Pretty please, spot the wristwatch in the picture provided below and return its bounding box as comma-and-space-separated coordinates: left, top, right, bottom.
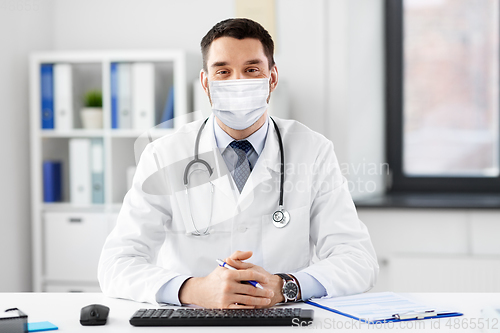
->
276, 273, 299, 303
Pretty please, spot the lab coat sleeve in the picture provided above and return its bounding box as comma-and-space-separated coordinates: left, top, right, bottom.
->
298, 140, 379, 298
98, 143, 179, 304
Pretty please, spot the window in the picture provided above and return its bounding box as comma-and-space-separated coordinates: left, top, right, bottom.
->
386, 0, 500, 192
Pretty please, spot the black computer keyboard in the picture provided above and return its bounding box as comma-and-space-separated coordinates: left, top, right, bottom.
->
130, 307, 314, 326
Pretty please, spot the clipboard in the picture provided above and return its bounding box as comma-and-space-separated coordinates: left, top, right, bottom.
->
306, 292, 463, 324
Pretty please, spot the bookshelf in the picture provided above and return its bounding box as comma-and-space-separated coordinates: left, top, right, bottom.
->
30, 50, 197, 292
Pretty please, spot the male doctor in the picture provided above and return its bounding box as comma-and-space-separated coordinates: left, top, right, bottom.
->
98, 18, 378, 309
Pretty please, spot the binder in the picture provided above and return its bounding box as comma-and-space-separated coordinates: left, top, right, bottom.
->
40, 64, 54, 129
306, 292, 463, 324
54, 63, 74, 131
43, 161, 62, 202
69, 138, 91, 205
91, 139, 104, 204
118, 63, 132, 129
132, 62, 155, 130
159, 86, 174, 128
110, 62, 118, 129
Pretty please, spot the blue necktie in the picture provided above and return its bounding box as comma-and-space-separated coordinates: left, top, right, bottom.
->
229, 140, 253, 192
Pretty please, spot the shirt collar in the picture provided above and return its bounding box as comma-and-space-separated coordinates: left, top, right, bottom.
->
213, 116, 269, 156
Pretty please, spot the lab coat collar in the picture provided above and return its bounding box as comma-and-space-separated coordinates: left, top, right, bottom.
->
238, 117, 281, 203
198, 114, 239, 201
254, 117, 281, 173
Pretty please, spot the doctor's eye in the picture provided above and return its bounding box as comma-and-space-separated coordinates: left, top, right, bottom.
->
216, 69, 230, 76
246, 67, 260, 74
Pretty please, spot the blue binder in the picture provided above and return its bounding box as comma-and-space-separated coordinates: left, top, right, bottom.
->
159, 86, 174, 128
110, 62, 119, 129
43, 161, 62, 202
40, 64, 54, 129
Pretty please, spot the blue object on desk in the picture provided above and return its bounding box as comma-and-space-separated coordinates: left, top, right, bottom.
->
27, 321, 58, 332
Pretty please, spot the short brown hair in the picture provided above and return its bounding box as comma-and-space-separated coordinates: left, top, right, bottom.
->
200, 18, 275, 72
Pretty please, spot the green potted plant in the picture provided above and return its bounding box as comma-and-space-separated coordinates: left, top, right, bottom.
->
81, 90, 103, 129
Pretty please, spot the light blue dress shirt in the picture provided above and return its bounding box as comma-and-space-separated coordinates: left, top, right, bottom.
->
156, 116, 326, 305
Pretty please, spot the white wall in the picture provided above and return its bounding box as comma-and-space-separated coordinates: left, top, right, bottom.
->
327, 0, 385, 199
360, 209, 500, 292
0, 0, 53, 291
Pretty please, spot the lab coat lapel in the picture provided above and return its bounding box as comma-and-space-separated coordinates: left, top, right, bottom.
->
198, 115, 239, 202
239, 119, 281, 205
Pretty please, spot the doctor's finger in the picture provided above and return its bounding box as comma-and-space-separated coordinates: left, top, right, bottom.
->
226, 257, 253, 269
235, 283, 274, 298
228, 250, 253, 261
233, 270, 269, 284
227, 303, 255, 309
232, 294, 271, 307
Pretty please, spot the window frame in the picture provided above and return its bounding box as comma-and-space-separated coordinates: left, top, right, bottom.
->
385, 0, 500, 193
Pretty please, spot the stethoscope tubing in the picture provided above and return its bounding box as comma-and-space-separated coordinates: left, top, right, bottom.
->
270, 117, 285, 207
184, 116, 288, 234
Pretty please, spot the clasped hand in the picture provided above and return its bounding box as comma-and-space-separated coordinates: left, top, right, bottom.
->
179, 250, 284, 308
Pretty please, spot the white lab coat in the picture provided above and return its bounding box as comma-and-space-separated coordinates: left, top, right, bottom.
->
98, 115, 379, 304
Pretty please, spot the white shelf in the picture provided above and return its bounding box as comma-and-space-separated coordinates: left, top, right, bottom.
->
41, 203, 107, 212
30, 49, 196, 292
109, 128, 175, 138
39, 129, 176, 139
40, 130, 105, 138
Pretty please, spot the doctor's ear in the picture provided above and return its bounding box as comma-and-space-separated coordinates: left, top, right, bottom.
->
200, 69, 210, 97
269, 66, 278, 93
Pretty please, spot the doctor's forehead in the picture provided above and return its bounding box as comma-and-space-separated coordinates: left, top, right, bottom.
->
206, 37, 269, 69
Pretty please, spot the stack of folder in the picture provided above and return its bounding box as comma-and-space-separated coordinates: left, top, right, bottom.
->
40, 63, 74, 130
40, 62, 175, 131
110, 62, 174, 130
69, 138, 104, 205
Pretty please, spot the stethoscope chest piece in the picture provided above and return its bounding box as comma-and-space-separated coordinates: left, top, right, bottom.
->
272, 208, 290, 228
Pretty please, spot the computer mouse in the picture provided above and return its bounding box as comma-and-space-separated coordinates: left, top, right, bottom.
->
80, 304, 110, 326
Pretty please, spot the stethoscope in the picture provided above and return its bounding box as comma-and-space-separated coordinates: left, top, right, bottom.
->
184, 117, 290, 236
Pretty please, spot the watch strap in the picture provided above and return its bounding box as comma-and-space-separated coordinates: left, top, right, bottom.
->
276, 273, 292, 282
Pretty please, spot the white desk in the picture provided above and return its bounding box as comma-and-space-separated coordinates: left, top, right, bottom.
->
1, 293, 499, 332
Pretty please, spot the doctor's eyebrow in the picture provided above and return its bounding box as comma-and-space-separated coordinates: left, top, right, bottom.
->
211, 61, 229, 68
244, 59, 263, 65
210, 59, 263, 68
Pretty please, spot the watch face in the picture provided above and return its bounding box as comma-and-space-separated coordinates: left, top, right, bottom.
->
284, 281, 298, 300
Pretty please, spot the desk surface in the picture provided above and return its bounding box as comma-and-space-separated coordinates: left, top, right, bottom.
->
1, 293, 499, 332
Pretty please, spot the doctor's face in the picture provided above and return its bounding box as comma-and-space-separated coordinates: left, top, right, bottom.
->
201, 37, 278, 94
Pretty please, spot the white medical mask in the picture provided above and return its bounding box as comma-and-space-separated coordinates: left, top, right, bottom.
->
209, 78, 270, 130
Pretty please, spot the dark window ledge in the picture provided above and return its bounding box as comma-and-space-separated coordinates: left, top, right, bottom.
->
354, 192, 500, 209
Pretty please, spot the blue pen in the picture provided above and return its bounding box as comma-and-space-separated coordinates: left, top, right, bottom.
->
216, 259, 264, 289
